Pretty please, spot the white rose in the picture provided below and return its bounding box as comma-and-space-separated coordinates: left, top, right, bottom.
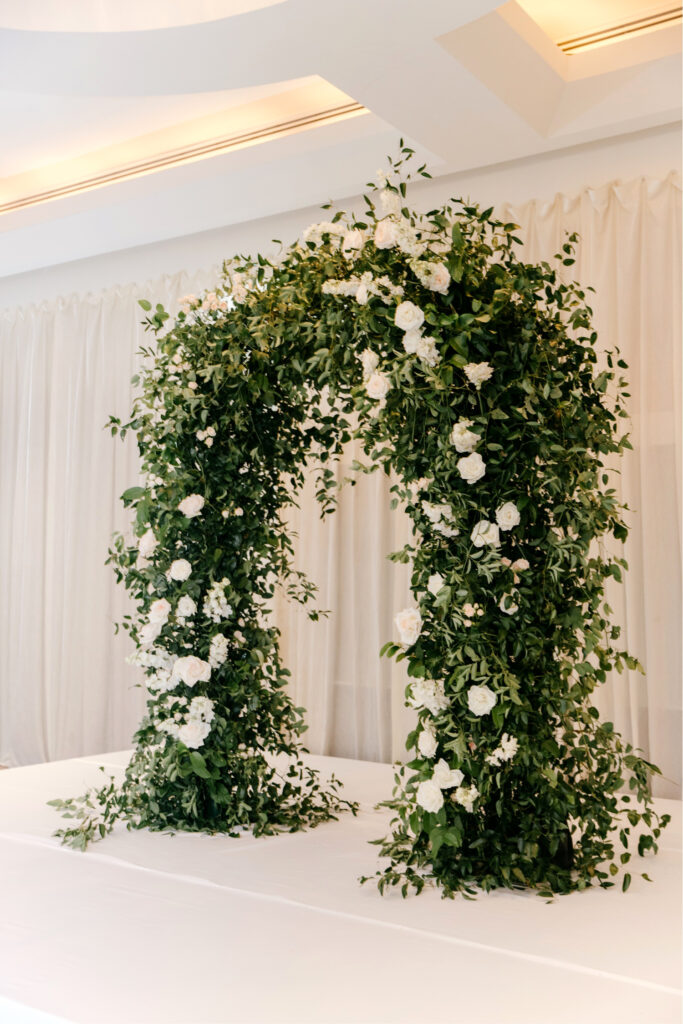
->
432, 759, 464, 790
342, 229, 364, 253
172, 655, 211, 688
176, 719, 211, 749
178, 494, 205, 518
409, 679, 448, 716
169, 559, 192, 581
464, 362, 494, 389
395, 607, 422, 647
395, 301, 425, 333
365, 372, 391, 401
374, 220, 399, 249
138, 621, 162, 647
417, 723, 438, 758
450, 419, 479, 453
467, 684, 497, 716
496, 502, 521, 531
148, 598, 171, 624
427, 263, 450, 294
499, 591, 519, 615
457, 452, 486, 484
138, 529, 158, 558
470, 520, 500, 548
416, 779, 444, 814
427, 573, 445, 596
402, 328, 422, 354
176, 595, 197, 619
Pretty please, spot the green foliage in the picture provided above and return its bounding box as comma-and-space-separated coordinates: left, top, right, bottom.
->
53, 150, 667, 897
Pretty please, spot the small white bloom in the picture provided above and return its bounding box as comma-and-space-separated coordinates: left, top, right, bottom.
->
365, 371, 391, 402
169, 559, 192, 582
499, 591, 519, 615
496, 502, 521, 531
148, 598, 171, 624
511, 558, 529, 572
450, 419, 479, 454
395, 607, 422, 647
342, 228, 364, 253
374, 220, 399, 249
138, 621, 162, 647
176, 719, 211, 749
138, 529, 158, 558
395, 301, 425, 333
454, 783, 479, 812
416, 335, 441, 367
176, 595, 196, 620
457, 451, 486, 484
432, 759, 464, 790
178, 295, 196, 314
402, 328, 422, 355
409, 679, 448, 716
470, 520, 500, 548
427, 573, 445, 596
486, 733, 519, 766
358, 348, 379, 379
188, 381, 198, 391
416, 779, 444, 814
417, 722, 438, 758
208, 633, 229, 669
467, 684, 497, 716
464, 362, 494, 389
172, 655, 211, 688
178, 494, 205, 518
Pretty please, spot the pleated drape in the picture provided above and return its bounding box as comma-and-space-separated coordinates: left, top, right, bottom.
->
0, 174, 679, 795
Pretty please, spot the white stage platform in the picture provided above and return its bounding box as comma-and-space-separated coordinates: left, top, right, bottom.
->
0, 751, 680, 1024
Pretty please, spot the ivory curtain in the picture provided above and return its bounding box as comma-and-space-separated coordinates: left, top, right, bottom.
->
0, 174, 680, 795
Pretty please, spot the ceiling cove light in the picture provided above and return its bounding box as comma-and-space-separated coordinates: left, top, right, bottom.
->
558, 5, 682, 53
0, 100, 366, 216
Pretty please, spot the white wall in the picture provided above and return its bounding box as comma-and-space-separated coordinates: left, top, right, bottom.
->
0, 122, 679, 311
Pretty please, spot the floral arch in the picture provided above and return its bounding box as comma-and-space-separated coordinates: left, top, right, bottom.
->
53, 150, 669, 898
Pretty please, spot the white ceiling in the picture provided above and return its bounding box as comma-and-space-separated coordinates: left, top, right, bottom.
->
0, 0, 680, 277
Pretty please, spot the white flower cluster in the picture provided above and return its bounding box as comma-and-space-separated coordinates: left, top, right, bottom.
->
158, 694, 216, 749
357, 349, 379, 379
196, 426, 216, 447
416, 759, 478, 814
178, 294, 198, 314
501, 556, 529, 583
203, 579, 233, 623
410, 260, 451, 295
409, 678, 449, 716
303, 221, 346, 247
322, 271, 403, 306
463, 362, 494, 389
471, 520, 500, 547
486, 733, 519, 767
461, 602, 485, 627
402, 329, 441, 367
201, 291, 228, 314
208, 633, 229, 669
422, 501, 459, 538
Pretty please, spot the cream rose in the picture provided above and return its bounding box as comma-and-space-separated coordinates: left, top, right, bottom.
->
365, 371, 391, 401
395, 607, 422, 647
427, 573, 445, 596
457, 452, 486, 484
172, 655, 211, 688
148, 598, 171, 624
402, 328, 422, 354
394, 301, 425, 333
176, 595, 197, 619
499, 591, 519, 615
138, 529, 158, 558
178, 494, 205, 518
450, 419, 479, 454
374, 220, 399, 249
416, 779, 444, 814
432, 758, 464, 789
176, 719, 211, 749
417, 723, 438, 758
169, 559, 192, 582
464, 362, 494, 389
470, 520, 500, 548
467, 684, 497, 716
496, 501, 521, 531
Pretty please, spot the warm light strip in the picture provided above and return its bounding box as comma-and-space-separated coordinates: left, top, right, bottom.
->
0, 101, 367, 215
558, 7, 682, 53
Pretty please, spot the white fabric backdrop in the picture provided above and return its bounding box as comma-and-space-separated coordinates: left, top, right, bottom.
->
0, 174, 680, 795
